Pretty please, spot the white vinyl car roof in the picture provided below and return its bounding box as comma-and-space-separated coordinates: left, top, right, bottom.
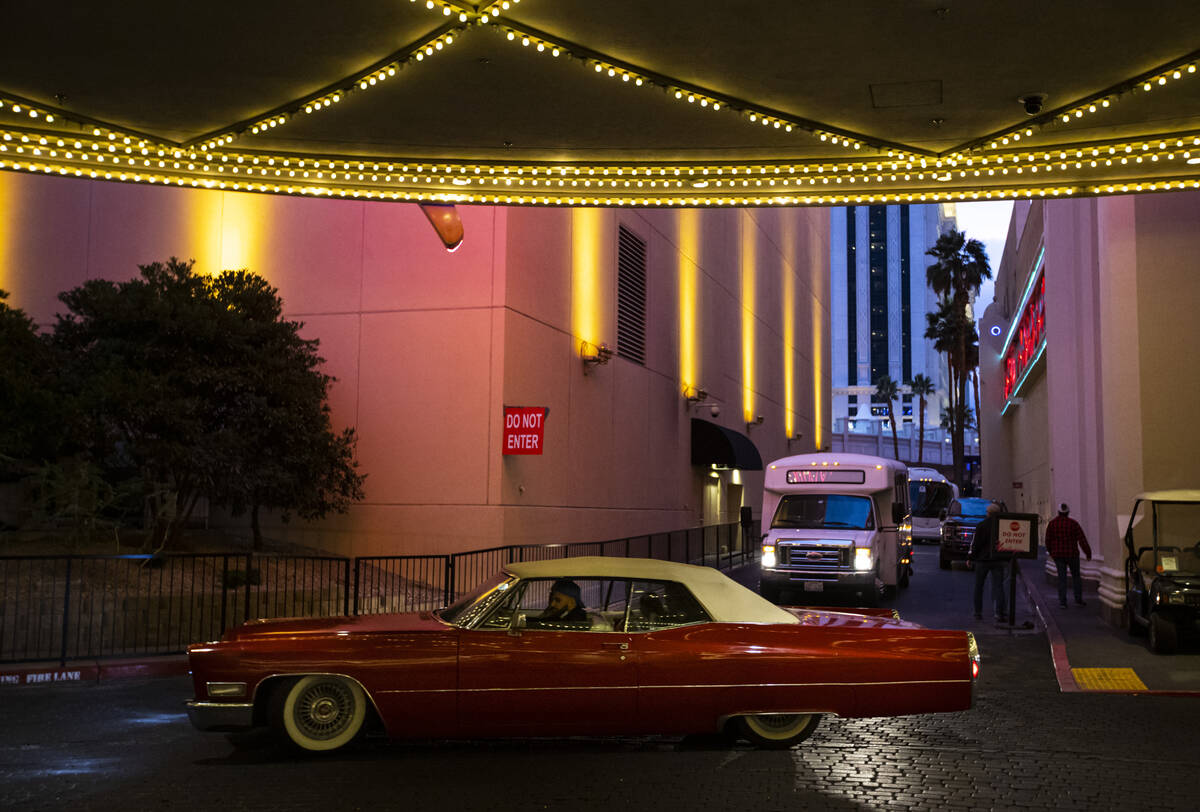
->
505, 557, 799, 625
1136, 490, 1200, 503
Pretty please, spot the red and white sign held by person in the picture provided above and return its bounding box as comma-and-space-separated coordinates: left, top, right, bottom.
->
503, 407, 548, 455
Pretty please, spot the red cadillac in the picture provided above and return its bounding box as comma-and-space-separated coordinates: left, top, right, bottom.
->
186, 557, 979, 752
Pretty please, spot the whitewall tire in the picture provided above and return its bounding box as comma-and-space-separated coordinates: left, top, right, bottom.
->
738, 713, 821, 749
271, 675, 367, 752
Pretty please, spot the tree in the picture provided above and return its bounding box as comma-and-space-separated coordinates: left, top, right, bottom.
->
925, 229, 991, 488
874, 375, 901, 460
51, 258, 365, 550
909, 373, 936, 464
206, 270, 366, 549
0, 289, 63, 475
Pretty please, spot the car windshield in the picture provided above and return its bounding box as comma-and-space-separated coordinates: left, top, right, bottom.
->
771, 494, 874, 530
435, 573, 517, 626
950, 498, 993, 520
1152, 501, 1200, 577
910, 481, 954, 518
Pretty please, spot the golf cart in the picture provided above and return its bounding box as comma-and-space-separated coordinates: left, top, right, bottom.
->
1121, 491, 1200, 654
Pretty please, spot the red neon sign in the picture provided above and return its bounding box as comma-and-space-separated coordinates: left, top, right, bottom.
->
1003, 274, 1045, 400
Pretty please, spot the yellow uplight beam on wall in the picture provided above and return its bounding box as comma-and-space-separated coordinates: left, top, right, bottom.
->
741, 215, 756, 424
783, 249, 796, 440
0, 174, 13, 294
678, 209, 700, 394
572, 207, 603, 348
219, 191, 268, 275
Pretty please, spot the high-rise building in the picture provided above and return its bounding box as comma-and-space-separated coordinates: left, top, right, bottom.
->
829, 204, 954, 435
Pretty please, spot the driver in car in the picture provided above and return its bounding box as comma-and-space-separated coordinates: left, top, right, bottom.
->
538, 579, 588, 622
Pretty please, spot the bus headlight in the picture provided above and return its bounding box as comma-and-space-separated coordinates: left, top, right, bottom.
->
854, 547, 873, 571
761, 545, 776, 568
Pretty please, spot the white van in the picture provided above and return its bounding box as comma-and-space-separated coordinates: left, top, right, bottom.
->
907, 467, 958, 544
759, 453, 912, 606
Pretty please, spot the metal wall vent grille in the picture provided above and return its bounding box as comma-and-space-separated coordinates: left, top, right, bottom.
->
617, 225, 647, 366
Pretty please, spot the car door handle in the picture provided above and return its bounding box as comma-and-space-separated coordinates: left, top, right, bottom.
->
602, 641, 629, 651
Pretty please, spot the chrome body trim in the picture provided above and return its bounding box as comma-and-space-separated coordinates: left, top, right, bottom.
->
185, 700, 255, 731
374, 678, 972, 696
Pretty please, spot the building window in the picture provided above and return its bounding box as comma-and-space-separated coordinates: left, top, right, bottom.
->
617, 225, 647, 365
900, 206, 912, 383
846, 209, 857, 385
868, 206, 888, 386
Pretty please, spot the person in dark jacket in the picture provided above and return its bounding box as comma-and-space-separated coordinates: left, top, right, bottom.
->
1045, 503, 1092, 608
538, 579, 588, 622
969, 502, 1006, 620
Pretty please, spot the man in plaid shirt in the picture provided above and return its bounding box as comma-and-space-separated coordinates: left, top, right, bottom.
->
1045, 503, 1092, 607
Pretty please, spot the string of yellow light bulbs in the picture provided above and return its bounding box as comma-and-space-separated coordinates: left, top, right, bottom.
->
6, 147, 1200, 210
960, 54, 1199, 154
6, 116, 1200, 196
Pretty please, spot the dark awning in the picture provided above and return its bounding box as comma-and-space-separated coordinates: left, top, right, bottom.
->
690, 418, 763, 471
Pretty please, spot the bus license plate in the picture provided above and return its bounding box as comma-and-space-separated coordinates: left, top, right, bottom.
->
803, 581, 824, 592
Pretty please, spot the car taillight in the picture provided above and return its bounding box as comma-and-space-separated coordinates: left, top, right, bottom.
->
967, 632, 980, 681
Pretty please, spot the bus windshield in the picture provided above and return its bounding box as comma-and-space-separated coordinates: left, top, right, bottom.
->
910, 481, 954, 518
771, 494, 875, 530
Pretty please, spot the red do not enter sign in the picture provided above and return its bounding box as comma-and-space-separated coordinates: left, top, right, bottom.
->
503, 407, 548, 455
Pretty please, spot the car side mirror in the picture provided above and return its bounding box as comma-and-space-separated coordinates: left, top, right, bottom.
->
892, 503, 906, 524
508, 612, 527, 636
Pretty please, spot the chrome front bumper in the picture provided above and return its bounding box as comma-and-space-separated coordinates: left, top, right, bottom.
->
761, 568, 876, 587
185, 700, 255, 731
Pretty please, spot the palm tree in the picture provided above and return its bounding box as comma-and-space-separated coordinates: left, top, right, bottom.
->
925, 229, 991, 487
874, 375, 900, 460
909, 373, 935, 464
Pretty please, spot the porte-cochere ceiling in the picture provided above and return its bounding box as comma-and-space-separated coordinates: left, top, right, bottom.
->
2, 0, 1199, 208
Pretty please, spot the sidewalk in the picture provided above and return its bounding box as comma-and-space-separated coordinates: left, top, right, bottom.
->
0, 655, 188, 688
1018, 556, 1200, 695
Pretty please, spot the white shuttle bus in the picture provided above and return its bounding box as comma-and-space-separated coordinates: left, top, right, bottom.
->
907, 467, 959, 544
759, 453, 911, 606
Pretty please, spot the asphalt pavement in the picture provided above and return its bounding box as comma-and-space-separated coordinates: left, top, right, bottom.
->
2, 544, 1198, 812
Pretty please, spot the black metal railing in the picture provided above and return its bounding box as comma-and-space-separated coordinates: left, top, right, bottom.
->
0, 521, 755, 665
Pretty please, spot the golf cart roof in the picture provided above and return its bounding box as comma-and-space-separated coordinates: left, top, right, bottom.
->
1135, 490, 1200, 503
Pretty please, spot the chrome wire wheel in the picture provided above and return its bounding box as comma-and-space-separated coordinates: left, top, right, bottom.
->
273, 675, 367, 752
738, 712, 821, 749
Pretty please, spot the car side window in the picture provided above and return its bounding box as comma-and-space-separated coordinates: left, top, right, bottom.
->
627, 580, 711, 632
478, 578, 629, 632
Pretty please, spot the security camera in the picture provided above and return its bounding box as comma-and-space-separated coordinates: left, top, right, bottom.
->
710, 403, 721, 418
1019, 94, 1046, 116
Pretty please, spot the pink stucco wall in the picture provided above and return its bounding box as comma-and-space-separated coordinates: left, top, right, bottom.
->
1, 171, 830, 556
980, 190, 1200, 619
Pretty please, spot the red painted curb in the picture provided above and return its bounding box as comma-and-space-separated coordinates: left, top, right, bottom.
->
0, 656, 188, 687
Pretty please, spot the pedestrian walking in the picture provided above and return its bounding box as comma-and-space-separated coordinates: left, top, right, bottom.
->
1045, 503, 1092, 607
969, 502, 1007, 620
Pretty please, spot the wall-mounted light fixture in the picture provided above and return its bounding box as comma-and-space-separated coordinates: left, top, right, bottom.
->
746, 415, 765, 430
580, 340, 613, 374
683, 384, 708, 404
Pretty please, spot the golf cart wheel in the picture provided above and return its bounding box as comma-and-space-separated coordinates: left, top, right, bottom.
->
1122, 598, 1145, 637
1149, 612, 1178, 655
